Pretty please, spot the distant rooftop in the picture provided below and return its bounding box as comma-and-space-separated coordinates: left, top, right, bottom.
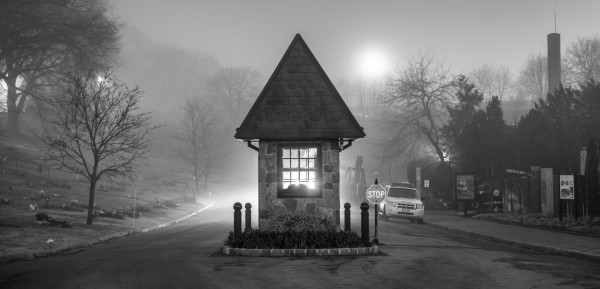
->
235, 34, 365, 141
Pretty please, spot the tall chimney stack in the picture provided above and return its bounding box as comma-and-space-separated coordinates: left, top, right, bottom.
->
547, 33, 561, 96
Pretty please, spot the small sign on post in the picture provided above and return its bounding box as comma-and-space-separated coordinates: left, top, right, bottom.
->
559, 175, 574, 200
366, 179, 386, 244
424, 180, 429, 188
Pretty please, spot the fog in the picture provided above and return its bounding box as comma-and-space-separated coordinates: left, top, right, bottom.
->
4, 0, 600, 211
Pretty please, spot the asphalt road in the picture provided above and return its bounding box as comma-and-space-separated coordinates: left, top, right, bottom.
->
1, 205, 599, 289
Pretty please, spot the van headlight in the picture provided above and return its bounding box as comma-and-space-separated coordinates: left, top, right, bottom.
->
387, 200, 397, 207
415, 204, 424, 209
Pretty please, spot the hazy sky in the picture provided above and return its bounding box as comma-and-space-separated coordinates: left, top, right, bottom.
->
109, 0, 600, 81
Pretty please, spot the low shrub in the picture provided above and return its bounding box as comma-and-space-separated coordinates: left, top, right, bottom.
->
153, 199, 179, 209
224, 229, 363, 249
265, 206, 335, 232
95, 210, 125, 219
125, 210, 141, 218
35, 212, 71, 228
0, 196, 11, 204
128, 205, 150, 212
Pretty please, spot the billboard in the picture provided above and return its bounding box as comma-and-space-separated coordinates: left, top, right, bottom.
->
559, 175, 574, 200
455, 174, 475, 201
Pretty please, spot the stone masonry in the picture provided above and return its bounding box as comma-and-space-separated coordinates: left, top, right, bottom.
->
258, 140, 340, 229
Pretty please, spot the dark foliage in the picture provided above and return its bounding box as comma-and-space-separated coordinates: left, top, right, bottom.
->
585, 138, 600, 217
35, 212, 71, 228
264, 207, 335, 232
224, 230, 363, 249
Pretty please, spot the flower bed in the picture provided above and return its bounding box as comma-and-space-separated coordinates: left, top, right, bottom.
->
224, 206, 366, 250
224, 230, 364, 249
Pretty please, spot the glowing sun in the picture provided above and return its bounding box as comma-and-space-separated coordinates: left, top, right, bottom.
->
356, 46, 390, 80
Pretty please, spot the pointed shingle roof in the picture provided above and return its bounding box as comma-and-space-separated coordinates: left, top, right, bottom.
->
235, 34, 365, 140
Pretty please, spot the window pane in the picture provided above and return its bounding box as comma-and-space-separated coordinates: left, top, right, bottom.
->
299, 148, 308, 158
283, 171, 291, 180
300, 159, 307, 169
290, 159, 299, 169
308, 181, 316, 189
283, 159, 290, 169
282, 148, 290, 158
308, 159, 314, 168
308, 148, 318, 158
283, 182, 291, 189
299, 171, 308, 181
291, 149, 298, 158
309, 171, 315, 181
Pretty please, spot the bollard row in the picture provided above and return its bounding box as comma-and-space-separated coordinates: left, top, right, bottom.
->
233, 201, 371, 246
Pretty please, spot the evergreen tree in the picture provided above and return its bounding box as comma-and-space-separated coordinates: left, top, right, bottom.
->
444, 75, 483, 171
585, 137, 600, 217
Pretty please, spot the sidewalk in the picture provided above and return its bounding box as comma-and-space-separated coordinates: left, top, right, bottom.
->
424, 209, 600, 262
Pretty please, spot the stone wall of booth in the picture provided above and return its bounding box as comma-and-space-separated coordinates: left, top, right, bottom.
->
257, 139, 340, 230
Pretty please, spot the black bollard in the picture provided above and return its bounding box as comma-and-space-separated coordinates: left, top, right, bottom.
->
360, 202, 369, 245
233, 202, 242, 242
344, 202, 351, 232
244, 203, 252, 232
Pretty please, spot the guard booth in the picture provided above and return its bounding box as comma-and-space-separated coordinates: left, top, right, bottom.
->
234, 34, 365, 229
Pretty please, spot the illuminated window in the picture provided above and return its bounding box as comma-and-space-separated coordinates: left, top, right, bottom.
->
278, 144, 321, 198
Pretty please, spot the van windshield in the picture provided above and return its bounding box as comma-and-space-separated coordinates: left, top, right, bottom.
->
388, 188, 419, 199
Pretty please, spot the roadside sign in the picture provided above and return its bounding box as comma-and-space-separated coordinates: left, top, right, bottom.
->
559, 175, 574, 200
424, 180, 429, 188
366, 184, 386, 204
455, 174, 475, 201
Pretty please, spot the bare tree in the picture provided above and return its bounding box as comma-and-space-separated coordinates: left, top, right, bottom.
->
207, 66, 262, 128
42, 70, 156, 225
0, 0, 119, 134
173, 98, 228, 199
381, 50, 455, 164
470, 64, 495, 97
494, 66, 512, 99
564, 36, 600, 86
518, 54, 547, 100
470, 64, 512, 99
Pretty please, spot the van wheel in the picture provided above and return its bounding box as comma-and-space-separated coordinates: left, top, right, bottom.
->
417, 219, 424, 224
409, 219, 415, 223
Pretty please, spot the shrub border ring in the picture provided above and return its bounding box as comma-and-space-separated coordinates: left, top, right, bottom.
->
222, 245, 379, 257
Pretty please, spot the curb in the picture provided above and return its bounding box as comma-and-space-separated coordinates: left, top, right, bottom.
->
222, 245, 379, 257
472, 215, 600, 239
0, 202, 215, 263
425, 221, 600, 263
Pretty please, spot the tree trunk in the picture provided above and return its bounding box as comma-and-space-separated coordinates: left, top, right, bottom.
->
5, 77, 21, 134
86, 179, 97, 225
204, 175, 209, 196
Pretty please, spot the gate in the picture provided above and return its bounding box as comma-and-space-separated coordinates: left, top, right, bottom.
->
503, 169, 541, 214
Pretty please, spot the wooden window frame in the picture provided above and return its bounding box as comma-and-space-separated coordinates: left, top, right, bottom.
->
277, 143, 322, 198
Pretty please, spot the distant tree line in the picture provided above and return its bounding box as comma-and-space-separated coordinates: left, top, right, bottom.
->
380, 38, 600, 217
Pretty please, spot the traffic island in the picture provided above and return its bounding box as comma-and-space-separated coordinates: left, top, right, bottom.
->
222, 245, 379, 257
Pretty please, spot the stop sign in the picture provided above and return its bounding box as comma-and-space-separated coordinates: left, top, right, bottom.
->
366, 184, 387, 204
